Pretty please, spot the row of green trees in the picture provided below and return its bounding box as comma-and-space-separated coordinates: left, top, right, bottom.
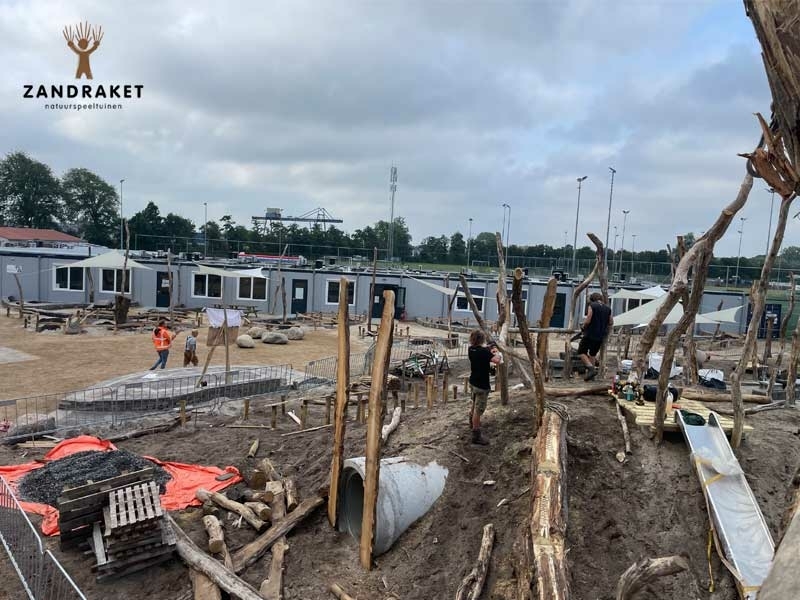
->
2, 151, 800, 276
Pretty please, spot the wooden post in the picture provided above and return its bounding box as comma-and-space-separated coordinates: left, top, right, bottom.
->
537, 277, 559, 381
356, 394, 364, 423
426, 375, 435, 409
495, 233, 510, 405
243, 398, 250, 421
260, 485, 287, 599
325, 395, 332, 425
271, 406, 277, 429
400, 393, 406, 411
367, 246, 377, 333
442, 371, 449, 405
414, 383, 419, 408
167, 249, 174, 326
464, 375, 469, 391
281, 394, 286, 415
511, 269, 547, 429
763, 315, 776, 362
12, 273, 24, 319
452, 385, 458, 401
300, 399, 308, 429
326, 277, 350, 527
180, 400, 186, 426
196, 345, 217, 388
360, 290, 395, 570
222, 303, 232, 385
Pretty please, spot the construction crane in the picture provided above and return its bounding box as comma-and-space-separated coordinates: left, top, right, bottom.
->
251, 207, 343, 233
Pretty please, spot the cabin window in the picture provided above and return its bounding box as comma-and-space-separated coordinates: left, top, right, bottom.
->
326, 280, 355, 305
192, 273, 222, 298
238, 277, 267, 301
100, 269, 130, 293
53, 265, 84, 291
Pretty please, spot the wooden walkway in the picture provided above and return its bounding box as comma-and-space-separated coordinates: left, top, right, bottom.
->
616, 397, 752, 434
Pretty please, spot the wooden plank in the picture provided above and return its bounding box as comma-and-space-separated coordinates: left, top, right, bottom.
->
125, 487, 137, 524
59, 469, 154, 501
117, 490, 128, 527
140, 484, 155, 520
103, 506, 112, 536
92, 522, 107, 566
132, 485, 146, 524
361, 289, 395, 570
59, 477, 154, 514
150, 481, 163, 517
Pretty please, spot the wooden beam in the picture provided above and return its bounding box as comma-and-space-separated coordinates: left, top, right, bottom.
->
360, 289, 395, 570
232, 496, 324, 574
166, 514, 266, 600
455, 523, 495, 600
328, 277, 351, 528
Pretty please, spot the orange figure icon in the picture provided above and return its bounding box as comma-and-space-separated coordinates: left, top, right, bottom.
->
63, 22, 103, 80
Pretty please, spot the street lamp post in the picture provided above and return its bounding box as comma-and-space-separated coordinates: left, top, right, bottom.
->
735, 217, 747, 285
203, 202, 208, 257
605, 167, 616, 273
118, 179, 125, 250
618, 209, 630, 277
467, 217, 473, 270
572, 176, 588, 278
630, 234, 637, 279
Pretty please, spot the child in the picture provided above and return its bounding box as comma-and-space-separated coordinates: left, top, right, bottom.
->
184, 329, 199, 367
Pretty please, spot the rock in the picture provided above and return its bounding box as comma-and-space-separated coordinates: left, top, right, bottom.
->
286, 327, 305, 340
247, 326, 266, 339
6, 413, 56, 441
262, 332, 289, 345
236, 334, 256, 348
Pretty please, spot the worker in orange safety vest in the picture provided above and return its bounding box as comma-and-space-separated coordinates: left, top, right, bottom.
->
149, 319, 176, 370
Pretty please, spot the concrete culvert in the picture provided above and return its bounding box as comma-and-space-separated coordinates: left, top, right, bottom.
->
337, 456, 448, 556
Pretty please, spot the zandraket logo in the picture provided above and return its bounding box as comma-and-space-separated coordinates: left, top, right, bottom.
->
62, 21, 103, 80
23, 22, 143, 111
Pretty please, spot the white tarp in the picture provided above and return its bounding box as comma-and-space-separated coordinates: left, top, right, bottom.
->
648, 352, 683, 378
610, 285, 665, 300
68, 250, 152, 270
206, 308, 242, 327
699, 305, 742, 324
196, 264, 265, 279
614, 295, 718, 327
235, 267, 268, 279
410, 277, 493, 300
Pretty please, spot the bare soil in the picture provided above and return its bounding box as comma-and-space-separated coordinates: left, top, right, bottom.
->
0, 360, 797, 600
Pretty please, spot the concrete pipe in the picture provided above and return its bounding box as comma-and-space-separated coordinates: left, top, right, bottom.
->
337, 456, 448, 556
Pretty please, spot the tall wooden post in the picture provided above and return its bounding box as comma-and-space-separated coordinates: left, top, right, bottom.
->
495, 233, 510, 405
360, 290, 395, 569
367, 247, 378, 333
328, 277, 351, 527
537, 277, 558, 381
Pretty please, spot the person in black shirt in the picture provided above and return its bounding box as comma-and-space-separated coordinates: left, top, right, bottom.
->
578, 292, 613, 381
468, 329, 502, 445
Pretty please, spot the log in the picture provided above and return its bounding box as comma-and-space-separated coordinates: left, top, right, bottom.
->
281, 424, 333, 437
232, 496, 325, 573
537, 277, 558, 381
615, 402, 632, 455
679, 388, 769, 404
513, 408, 569, 599
202, 515, 225, 554
260, 488, 288, 600
241, 488, 275, 504
543, 384, 609, 397
329, 583, 357, 600
615, 555, 689, 600
361, 289, 395, 569
454, 523, 495, 600
166, 514, 266, 600
511, 269, 547, 429
190, 569, 221, 600
284, 478, 298, 512
196, 489, 266, 532
260, 458, 281, 482
244, 501, 272, 521
381, 406, 402, 442
247, 440, 259, 458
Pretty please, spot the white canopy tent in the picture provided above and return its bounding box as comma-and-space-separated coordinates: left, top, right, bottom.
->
610, 285, 665, 300
68, 250, 152, 271
196, 264, 267, 279
613, 294, 719, 327
699, 305, 742, 324
410, 277, 491, 299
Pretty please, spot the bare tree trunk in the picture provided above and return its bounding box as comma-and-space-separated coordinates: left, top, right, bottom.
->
634, 174, 754, 377
537, 278, 558, 382
768, 272, 795, 400
495, 233, 509, 405
512, 268, 546, 430
564, 234, 604, 379
732, 195, 795, 447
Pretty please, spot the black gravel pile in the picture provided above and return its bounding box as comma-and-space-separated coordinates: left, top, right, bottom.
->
18, 450, 172, 507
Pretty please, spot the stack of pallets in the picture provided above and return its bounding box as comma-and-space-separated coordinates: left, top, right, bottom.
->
92, 480, 176, 580
57, 468, 154, 550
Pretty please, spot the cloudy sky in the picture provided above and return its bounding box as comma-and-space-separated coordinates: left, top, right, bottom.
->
0, 0, 788, 257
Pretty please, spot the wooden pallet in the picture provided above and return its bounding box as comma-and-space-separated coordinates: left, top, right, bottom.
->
616, 397, 753, 434
57, 469, 155, 550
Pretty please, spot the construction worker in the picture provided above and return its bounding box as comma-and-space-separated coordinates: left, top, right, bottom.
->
468, 329, 502, 445
149, 319, 176, 370
578, 292, 613, 381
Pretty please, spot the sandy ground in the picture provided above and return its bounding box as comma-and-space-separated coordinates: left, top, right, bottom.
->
0, 357, 797, 599
0, 314, 372, 400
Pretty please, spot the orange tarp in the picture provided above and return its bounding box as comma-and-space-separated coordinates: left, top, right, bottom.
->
0, 435, 241, 536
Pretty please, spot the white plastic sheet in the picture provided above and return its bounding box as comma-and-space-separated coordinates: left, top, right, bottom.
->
206, 308, 242, 328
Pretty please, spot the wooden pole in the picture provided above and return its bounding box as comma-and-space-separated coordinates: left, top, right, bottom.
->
455, 523, 495, 600
12, 273, 23, 319
300, 399, 308, 429
260, 486, 287, 599
243, 399, 250, 421
564, 234, 604, 379
271, 406, 277, 429
360, 289, 395, 570
426, 375, 435, 409
537, 277, 558, 381
495, 232, 510, 405
196, 344, 217, 388
328, 277, 350, 528
442, 372, 449, 405
511, 269, 547, 429
325, 395, 332, 425
414, 383, 419, 408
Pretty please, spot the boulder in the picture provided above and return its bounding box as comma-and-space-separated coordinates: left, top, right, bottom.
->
236, 334, 256, 349
286, 326, 305, 340
6, 413, 56, 441
247, 326, 266, 339
262, 332, 289, 345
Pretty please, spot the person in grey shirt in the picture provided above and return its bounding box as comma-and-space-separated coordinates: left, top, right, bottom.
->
184, 329, 199, 367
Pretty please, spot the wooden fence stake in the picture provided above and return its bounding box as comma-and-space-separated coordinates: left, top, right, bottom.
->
452, 385, 458, 401
271, 406, 277, 430
300, 399, 308, 429
328, 277, 351, 528
414, 383, 419, 408
442, 372, 449, 405
243, 398, 250, 421
280, 394, 286, 415
426, 375, 435, 409
180, 400, 186, 426
360, 290, 395, 570
325, 395, 332, 425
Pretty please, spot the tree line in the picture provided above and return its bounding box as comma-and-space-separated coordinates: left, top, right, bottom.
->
1, 151, 799, 279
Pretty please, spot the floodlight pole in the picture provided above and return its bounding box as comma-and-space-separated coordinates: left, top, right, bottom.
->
571, 176, 588, 278
119, 179, 125, 250
604, 167, 615, 276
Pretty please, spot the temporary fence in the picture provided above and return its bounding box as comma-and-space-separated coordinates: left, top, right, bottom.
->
0, 477, 85, 600
1, 364, 295, 442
